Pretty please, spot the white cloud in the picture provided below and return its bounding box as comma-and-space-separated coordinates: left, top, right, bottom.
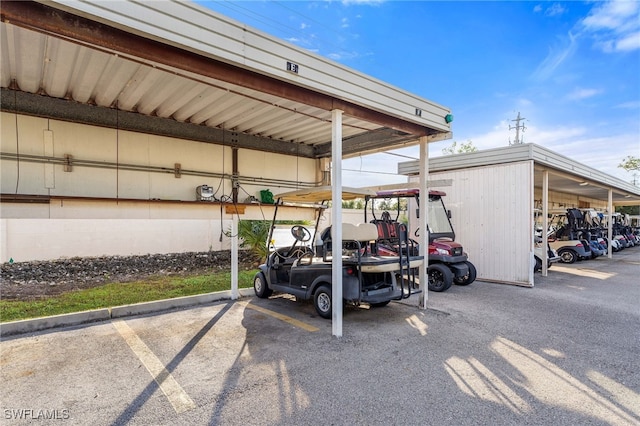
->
615, 100, 640, 109
342, 123, 637, 187
616, 31, 640, 51
581, 0, 640, 52
531, 32, 578, 80
545, 3, 566, 17
566, 87, 603, 101
341, 0, 384, 5
533, 3, 566, 16
581, 0, 639, 31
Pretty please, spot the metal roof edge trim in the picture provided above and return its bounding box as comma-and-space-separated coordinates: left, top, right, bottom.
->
397, 143, 640, 196
40, 0, 451, 133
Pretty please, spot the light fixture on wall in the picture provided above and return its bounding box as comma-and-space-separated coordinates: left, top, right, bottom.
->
579, 181, 589, 186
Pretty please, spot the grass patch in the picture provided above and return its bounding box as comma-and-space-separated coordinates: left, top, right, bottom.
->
0, 270, 257, 323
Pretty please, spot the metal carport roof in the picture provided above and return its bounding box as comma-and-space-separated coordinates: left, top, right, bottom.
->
398, 143, 640, 206
1, 0, 452, 159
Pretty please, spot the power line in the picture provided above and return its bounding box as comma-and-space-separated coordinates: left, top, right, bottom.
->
382, 151, 418, 160
343, 168, 401, 177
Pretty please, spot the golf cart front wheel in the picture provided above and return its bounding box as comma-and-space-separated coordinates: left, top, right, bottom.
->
314, 285, 332, 319
427, 264, 453, 292
254, 272, 272, 298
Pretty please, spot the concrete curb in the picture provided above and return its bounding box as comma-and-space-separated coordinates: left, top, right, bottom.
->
1, 288, 255, 337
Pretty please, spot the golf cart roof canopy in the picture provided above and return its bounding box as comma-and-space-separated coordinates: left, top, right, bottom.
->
275, 186, 376, 204
373, 188, 447, 198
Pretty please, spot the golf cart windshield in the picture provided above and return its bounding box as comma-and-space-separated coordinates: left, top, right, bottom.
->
428, 195, 454, 236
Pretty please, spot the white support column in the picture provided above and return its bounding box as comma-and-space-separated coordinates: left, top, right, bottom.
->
331, 109, 343, 337
231, 214, 239, 300
418, 136, 429, 309
608, 189, 613, 259
542, 170, 549, 276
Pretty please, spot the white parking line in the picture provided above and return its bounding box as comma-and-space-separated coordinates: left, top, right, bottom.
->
112, 319, 196, 414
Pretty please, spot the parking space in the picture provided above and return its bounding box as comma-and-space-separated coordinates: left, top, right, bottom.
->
1, 250, 639, 425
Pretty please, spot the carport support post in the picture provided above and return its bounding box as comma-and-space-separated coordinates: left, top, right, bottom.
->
608, 189, 613, 259
542, 170, 549, 276
418, 136, 429, 309
231, 215, 239, 300
331, 109, 344, 337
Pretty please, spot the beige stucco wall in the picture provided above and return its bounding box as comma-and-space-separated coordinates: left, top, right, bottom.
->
0, 112, 320, 262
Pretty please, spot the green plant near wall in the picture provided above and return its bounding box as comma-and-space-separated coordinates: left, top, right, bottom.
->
235, 219, 314, 262
237, 220, 271, 261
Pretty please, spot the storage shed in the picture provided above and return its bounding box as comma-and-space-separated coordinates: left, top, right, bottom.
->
399, 143, 640, 287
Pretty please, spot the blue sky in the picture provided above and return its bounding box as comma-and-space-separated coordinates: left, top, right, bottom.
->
199, 0, 640, 186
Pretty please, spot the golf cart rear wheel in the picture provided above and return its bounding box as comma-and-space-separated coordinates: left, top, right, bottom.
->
314, 285, 332, 319
454, 261, 476, 286
428, 264, 453, 292
370, 300, 391, 308
558, 249, 577, 264
253, 272, 272, 298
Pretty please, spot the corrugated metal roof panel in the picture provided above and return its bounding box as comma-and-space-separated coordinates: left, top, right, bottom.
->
1, 1, 452, 159
42, 0, 452, 131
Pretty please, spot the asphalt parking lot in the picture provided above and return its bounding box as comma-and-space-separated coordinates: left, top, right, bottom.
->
1, 250, 639, 426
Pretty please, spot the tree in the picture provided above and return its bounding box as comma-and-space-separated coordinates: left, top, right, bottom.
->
342, 199, 364, 209
618, 155, 640, 186
442, 140, 477, 155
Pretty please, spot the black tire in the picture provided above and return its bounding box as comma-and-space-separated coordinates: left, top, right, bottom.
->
427, 264, 453, 292
313, 285, 332, 319
253, 272, 272, 298
534, 256, 542, 272
370, 300, 391, 308
558, 249, 577, 264
454, 261, 476, 286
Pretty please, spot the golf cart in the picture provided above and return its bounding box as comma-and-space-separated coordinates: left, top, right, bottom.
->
548, 209, 592, 263
533, 210, 561, 272
253, 186, 424, 319
364, 188, 476, 292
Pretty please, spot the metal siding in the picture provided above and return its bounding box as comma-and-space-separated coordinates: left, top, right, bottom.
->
422, 161, 533, 286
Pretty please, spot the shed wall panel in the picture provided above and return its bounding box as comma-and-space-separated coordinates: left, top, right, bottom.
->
412, 160, 534, 286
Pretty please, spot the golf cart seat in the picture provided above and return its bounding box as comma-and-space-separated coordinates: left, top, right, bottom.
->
371, 211, 400, 244
320, 223, 379, 258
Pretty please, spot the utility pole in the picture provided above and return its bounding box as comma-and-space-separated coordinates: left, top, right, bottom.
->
509, 112, 526, 145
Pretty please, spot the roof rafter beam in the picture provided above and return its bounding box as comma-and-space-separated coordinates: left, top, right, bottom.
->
315, 129, 453, 158
1, 88, 316, 158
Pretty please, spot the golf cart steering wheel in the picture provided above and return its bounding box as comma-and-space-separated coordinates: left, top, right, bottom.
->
274, 225, 312, 261
291, 225, 312, 242
285, 225, 311, 258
